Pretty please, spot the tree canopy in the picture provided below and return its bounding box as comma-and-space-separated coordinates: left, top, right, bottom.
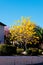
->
10, 17, 41, 45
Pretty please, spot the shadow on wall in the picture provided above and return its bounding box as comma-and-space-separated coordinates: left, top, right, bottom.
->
25, 62, 43, 65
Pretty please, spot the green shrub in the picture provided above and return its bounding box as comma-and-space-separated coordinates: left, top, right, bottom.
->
26, 48, 39, 56
31, 48, 39, 56
26, 48, 32, 55
0, 44, 16, 56
38, 49, 43, 55
26, 48, 43, 56
17, 48, 24, 55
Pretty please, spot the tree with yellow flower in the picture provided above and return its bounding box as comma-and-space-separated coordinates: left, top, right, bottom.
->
10, 17, 40, 50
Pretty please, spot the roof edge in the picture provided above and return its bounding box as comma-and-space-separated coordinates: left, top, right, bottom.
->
0, 22, 6, 26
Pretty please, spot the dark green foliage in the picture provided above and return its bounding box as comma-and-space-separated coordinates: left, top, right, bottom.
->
26, 48, 43, 56
34, 26, 43, 44
0, 44, 42, 56
26, 44, 39, 49
26, 48, 32, 55
4, 33, 11, 45
38, 49, 43, 55
0, 44, 16, 56
17, 48, 24, 55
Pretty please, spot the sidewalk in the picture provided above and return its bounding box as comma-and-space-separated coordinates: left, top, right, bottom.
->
0, 56, 43, 65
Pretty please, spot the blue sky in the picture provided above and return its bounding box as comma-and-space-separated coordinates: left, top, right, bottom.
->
0, 0, 43, 27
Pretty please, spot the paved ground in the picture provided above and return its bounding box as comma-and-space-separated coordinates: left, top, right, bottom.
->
0, 56, 43, 65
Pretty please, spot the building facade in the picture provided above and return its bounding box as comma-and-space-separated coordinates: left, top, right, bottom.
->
0, 22, 6, 43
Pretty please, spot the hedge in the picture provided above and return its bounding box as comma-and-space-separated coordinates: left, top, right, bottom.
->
17, 48, 24, 55
0, 44, 16, 56
26, 48, 43, 56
